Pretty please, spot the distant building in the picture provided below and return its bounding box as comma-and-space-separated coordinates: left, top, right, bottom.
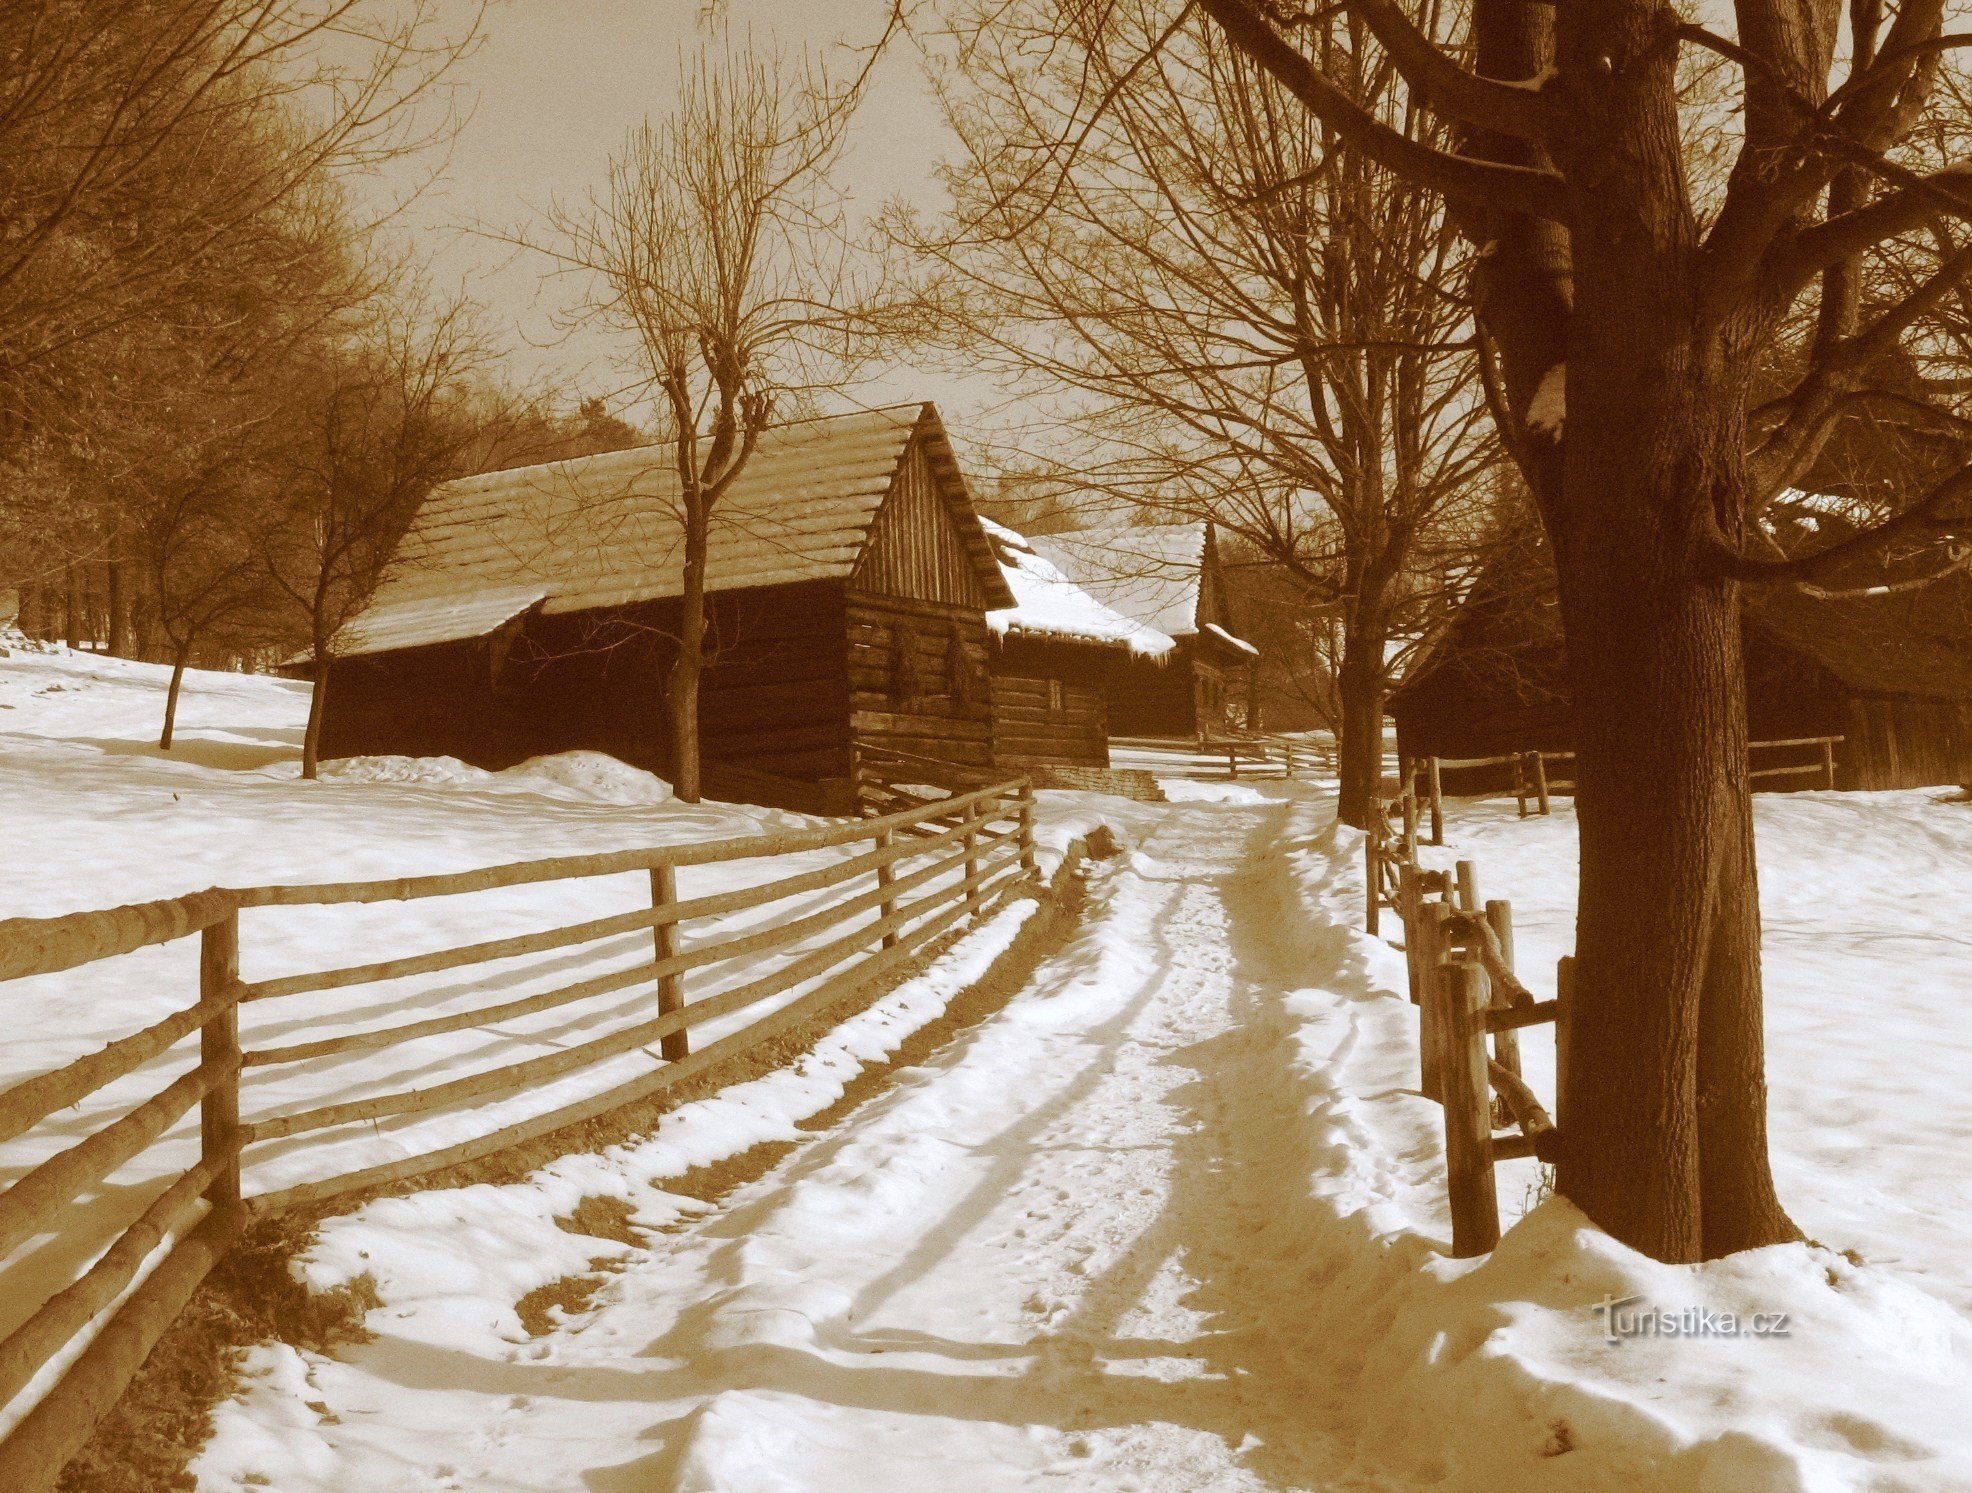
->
318, 404, 1016, 813
1030, 522, 1261, 739
1388, 511, 1972, 792
980, 518, 1174, 770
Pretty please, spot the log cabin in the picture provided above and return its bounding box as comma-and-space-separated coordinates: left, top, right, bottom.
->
1029, 522, 1261, 739
1389, 505, 1972, 792
980, 518, 1175, 770
316, 403, 1016, 813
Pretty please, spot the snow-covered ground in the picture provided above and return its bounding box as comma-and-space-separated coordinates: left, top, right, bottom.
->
10, 645, 1972, 1489
1436, 791, 1972, 1315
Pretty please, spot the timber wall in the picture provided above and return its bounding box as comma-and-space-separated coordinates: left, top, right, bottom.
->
845, 590, 994, 773
990, 635, 1110, 768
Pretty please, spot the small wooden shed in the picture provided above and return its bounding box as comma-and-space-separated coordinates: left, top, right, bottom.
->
1030, 522, 1260, 739
1388, 517, 1972, 792
980, 518, 1175, 769
319, 404, 1016, 812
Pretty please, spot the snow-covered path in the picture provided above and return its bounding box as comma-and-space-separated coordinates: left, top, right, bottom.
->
201, 796, 1381, 1492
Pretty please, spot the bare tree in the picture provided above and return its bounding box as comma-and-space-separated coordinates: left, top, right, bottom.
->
135, 460, 276, 748
908, 0, 1497, 824
262, 290, 491, 778
535, 35, 887, 803
1124, 0, 1972, 1260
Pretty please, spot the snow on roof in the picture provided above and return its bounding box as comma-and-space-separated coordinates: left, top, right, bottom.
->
1201, 621, 1258, 657
334, 585, 546, 658
1028, 523, 1209, 637
334, 404, 1012, 658
979, 518, 1175, 656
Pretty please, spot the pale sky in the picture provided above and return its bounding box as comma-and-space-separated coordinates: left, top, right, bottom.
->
362, 0, 1003, 429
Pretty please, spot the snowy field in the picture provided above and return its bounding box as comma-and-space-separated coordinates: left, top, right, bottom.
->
8, 643, 1972, 1488
0, 644, 1103, 1437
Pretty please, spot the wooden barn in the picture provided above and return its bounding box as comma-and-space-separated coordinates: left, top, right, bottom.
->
979, 518, 1175, 770
318, 403, 1017, 813
1030, 522, 1261, 739
1389, 512, 1972, 792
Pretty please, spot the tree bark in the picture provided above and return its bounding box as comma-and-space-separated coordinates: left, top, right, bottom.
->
160, 641, 191, 750
301, 655, 329, 781
1334, 625, 1388, 829
667, 503, 710, 804
1549, 277, 1799, 1259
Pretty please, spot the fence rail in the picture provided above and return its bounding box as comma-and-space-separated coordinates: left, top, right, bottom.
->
0, 775, 1040, 1490
1196, 731, 1328, 780
1404, 735, 1843, 830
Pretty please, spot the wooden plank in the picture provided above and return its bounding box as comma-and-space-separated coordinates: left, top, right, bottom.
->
0, 888, 235, 984
1483, 999, 1560, 1034
252, 826, 1017, 1075
244, 867, 1031, 1216
241, 815, 998, 1003
238, 781, 1024, 907
1483, 900, 1523, 1084
652, 866, 687, 1062
199, 915, 241, 1210
0, 1062, 223, 1261
0, 1142, 234, 1413
1436, 960, 1500, 1258
0, 992, 232, 1148
247, 839, 1021, 1140
0, 1205, 243, 1493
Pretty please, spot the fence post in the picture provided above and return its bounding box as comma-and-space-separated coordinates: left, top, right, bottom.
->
1427, 756, 1444, 846
1555, 954, 1576, 1135
875, 828, 900, 949
1418, 900, 1451, 1101
1226, 741, 1239, 779
965, 822, 983, 921
1513, 753, 1530, 817
1364, 829, 1382, 936
1483, 899, 1523, 1084
199, 909, 242, 1211
1017, 784, 1038, 880
651, 864, 689, 1060
1401, 764, 1420, 858
1821, 737, 1836, 790
1532, 753, 1551, 815
1435, 956, 1501, 1257
1284, 740, 1297, 778
1398, 861, 1421, 1002
1454, 859, 1479, 913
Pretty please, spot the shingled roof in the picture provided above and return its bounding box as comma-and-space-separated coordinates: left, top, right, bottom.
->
334, 403, 1013, 657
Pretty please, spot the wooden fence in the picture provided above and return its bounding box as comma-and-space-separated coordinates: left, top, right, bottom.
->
1404, 734, 1844, 832
1366, 798, 1566, 1257
1197, 731, 1327, 780
0, 776, 1038, 1490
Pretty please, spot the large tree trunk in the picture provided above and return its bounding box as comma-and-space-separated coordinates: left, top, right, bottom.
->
1333, 624, 1387, 829
667, 504, 710, 804
1550, 260, 1798, 1258
160, 641, 191, 750
301, 655, 330, 781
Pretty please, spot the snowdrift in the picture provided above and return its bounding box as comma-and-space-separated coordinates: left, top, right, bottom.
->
1261, 807, 1972, 1491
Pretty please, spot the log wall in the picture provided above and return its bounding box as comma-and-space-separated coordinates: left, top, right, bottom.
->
846, 590, 995, 772
990, 635, 1111, 768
